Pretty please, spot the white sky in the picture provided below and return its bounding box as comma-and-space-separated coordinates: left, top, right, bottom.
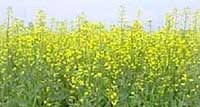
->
0, 0, 199, 28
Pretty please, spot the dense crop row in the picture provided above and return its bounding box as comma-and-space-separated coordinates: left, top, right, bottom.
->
0, 9, 200, 107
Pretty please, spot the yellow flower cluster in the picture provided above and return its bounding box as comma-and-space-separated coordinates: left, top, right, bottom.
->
0, 11, 200, 106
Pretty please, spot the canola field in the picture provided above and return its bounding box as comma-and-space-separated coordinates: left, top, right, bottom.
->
1, 9, 200, 107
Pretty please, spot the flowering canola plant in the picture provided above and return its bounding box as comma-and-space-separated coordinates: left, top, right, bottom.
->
0, 9, 200, 107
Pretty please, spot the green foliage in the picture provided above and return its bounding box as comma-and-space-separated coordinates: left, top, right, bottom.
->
0, 8, 200, 107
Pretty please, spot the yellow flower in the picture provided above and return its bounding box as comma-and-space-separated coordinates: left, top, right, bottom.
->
94, 72, 102, 78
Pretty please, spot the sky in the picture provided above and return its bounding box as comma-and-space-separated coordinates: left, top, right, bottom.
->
0, 0, 199, 28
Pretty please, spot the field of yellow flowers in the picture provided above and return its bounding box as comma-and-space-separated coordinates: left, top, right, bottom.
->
0, 9, 200, 107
